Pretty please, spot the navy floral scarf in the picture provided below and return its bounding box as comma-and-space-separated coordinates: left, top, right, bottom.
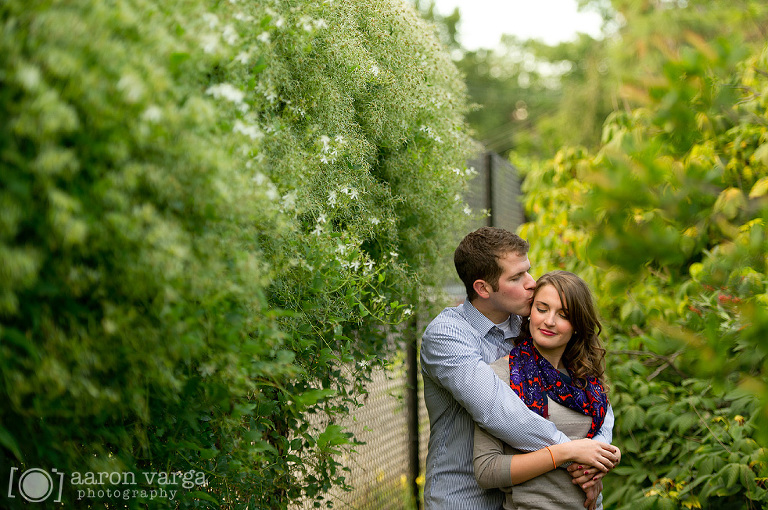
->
509, 337, 608, 438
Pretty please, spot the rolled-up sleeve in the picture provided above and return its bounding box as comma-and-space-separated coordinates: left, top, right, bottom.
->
473, 423, 515, 489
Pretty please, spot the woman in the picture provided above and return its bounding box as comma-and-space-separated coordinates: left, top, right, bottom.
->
473, 270, 620, 510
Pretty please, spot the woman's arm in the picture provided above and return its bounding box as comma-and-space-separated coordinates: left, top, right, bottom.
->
473, 423, 621, 488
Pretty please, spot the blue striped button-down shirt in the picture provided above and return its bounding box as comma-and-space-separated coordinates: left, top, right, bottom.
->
421, 299, 614, 510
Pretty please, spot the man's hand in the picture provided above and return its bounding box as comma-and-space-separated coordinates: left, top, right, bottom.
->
567, 464, 603, 489
582, 478, 603, 510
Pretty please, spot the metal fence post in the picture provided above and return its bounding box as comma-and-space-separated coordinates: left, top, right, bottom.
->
485, 151, 494, 227
406, 311, 421, 509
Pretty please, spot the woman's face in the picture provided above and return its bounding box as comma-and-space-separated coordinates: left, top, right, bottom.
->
530, 283, 574, 368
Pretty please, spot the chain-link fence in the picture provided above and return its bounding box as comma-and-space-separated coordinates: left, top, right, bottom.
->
294, 151, 524, 510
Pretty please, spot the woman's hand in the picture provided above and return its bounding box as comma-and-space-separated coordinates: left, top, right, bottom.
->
559, 438, 620, 472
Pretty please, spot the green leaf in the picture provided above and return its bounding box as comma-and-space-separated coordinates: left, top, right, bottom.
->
752, 143, 768, 167
670, 413, 699, 434
294, 388, 335, 407
749, 176, 768, 198
318, 424, 350, 449
0, 427, 22, 461
187, 490, 221, 506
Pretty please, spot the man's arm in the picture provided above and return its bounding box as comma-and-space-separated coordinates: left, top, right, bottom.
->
422, 319, 569, 451
591, 405, 614, 444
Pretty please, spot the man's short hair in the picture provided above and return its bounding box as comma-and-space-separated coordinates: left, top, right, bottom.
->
454, 227, 529, 301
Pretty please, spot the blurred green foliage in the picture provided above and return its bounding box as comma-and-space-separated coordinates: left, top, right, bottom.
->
520, 34, 768, 509
430, 0, 768, 160
0, 0, 475, 508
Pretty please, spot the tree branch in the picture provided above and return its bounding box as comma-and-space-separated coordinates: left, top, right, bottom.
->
610, 349, 687, 380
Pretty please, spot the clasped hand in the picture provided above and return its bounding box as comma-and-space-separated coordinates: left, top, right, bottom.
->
566, 440, 621, 510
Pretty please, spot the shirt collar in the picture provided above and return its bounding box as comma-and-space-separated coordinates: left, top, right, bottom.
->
462, 298, 501, 337
462, 298, 523, 339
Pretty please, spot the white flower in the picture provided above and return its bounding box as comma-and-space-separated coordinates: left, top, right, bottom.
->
222, 24, 238, 45
200, 33, 220, 54
403, 307, 413, 316
17, 65, 41, 91
275, 17, 285, 28
206, 83, 245, 104
336, 244, 348, 255
203, 13, 219, 29
319, 135, 331, 147
257, 32, 271, 44
318, 213, 327, 224
235, 51, 250, 64
312, 224, 324, 236
315, 19, 328, 29
265, 185, 279, 201
233, 120, 262, 140
350, 261, 361, 271
370, 217, 380, 225
320, 155, 330, 164
340, 187, 350, 195
281, 192, 297, 210
252, 172, 268, 185
370, 65, 380, 76
453, 168, 462, 175
328, 191, 337, 207
141, 105, 163, 123
389, 251, 399, 259
349, 188, 359, 200
364, 260, 375, 271
117, 74, 145, 103
463, 205, 472, 215
334, 135, 345, 144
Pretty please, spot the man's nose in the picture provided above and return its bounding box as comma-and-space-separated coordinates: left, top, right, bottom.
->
524, 274, 535, 289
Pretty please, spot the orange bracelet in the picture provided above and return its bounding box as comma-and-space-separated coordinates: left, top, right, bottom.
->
545, 446, 557, 469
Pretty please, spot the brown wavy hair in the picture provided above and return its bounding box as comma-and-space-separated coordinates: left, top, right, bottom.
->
516, 270, 608, 391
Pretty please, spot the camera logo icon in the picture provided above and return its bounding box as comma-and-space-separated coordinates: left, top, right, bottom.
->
7, 467, 64, 503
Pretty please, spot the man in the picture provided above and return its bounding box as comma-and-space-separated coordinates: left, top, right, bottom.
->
421, 227, 616, 509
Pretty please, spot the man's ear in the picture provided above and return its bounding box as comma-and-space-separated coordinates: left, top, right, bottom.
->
473, 279, 491, 299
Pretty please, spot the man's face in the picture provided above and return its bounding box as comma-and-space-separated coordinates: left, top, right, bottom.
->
485, 251, 536, 319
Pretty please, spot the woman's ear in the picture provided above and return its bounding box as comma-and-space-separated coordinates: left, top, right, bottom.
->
473, 279, 491, 299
